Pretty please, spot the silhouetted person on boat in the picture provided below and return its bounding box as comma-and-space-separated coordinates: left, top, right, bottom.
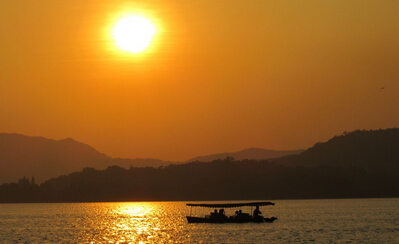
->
236, 209, 245, 219
253, 205, 262, 219
219, 209, 225, 216
211, 209, 218, 216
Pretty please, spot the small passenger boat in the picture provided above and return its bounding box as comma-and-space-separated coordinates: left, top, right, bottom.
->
186, 201, 277, 223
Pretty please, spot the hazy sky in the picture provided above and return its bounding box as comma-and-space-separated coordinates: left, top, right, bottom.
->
2, 0, 399, 161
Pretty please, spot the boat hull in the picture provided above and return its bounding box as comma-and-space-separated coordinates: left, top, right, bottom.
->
186, 216, 277, 223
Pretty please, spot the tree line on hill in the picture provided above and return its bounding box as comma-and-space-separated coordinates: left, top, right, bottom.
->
0, 157, 398, 203
0, 128, 398, 203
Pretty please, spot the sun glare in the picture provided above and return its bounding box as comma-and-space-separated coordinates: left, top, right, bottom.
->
113, 16, 156, 53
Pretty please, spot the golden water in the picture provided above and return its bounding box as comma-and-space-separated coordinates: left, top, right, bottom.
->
0, 199, 398, 243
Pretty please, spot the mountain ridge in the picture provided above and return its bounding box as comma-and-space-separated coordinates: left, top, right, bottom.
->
0, 133, 301, 184
1, 128, 399, 202
0, 133, 113, 184
274, 128, 399, 171
186, 147, 304, 162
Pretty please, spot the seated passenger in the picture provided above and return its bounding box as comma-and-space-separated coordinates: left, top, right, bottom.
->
211, 209, 218, 216
253, 205, 262, 219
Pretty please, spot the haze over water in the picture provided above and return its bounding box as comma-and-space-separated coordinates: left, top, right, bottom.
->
1, 198, 398, 243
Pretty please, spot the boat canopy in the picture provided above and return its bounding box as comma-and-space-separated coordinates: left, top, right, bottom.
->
186, 201, 275, 208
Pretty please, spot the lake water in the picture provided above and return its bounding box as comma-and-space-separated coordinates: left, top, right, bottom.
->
0, 198, 398, 243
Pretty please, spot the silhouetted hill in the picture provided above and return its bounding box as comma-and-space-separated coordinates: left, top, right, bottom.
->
113, 158, 171, 168
0, 134, 173, 184
0, 134, 113, 184
275, 128, 399, 171
1, 128, 399, 203
186, 148, 304, 162
2, 155, 398, 203
2, 128, 399, 202
0, 133, 301, 184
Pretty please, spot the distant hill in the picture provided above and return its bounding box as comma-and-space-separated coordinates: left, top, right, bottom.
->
0, 134, 111, 184
0, 133, 300, 184
186, 148, 304, 162
0, 133, 171, 184
112, 158, 171, 169
1, 128, 399, 202
275, 128, 399, 171
0, 133, 295, 184
2, 128, 398, 187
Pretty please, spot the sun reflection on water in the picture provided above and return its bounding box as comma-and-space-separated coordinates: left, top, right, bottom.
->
79, 202, 186, 243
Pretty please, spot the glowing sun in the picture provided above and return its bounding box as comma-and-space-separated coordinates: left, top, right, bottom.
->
113, 16, 156, 53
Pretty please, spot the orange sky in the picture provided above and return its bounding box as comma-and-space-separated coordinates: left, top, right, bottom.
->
1, 0, 399, 161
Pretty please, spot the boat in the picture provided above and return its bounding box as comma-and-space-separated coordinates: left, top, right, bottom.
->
186, 201, 277, 223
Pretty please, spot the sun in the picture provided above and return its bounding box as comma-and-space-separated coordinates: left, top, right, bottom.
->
112, 16, 156, 53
